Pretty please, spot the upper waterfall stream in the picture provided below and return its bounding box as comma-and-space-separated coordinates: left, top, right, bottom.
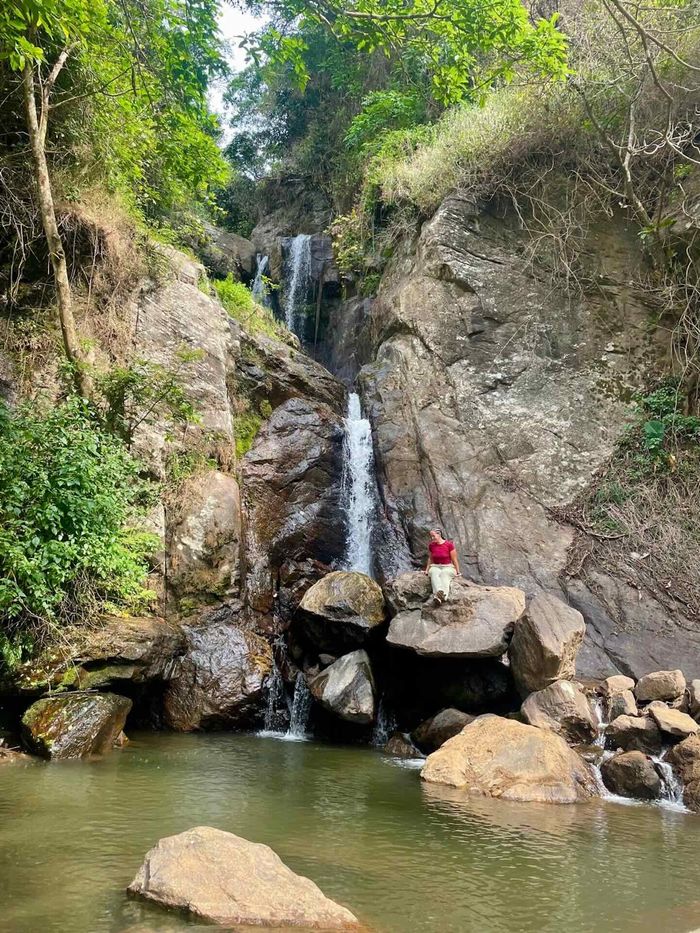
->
283, 233, 312, 335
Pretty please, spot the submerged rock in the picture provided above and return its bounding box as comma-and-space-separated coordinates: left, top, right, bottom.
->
412, 709, 475, 754
521, 680, 598, 744
163, 610, 271, 731
128, 826, 358, 928
384, 732, 424, 759
605, 715, 663, 755
508, 594, 585, 697
386, 578, 525, 658
298, 571, 386, 653
308, 649, 375, 724
600, 751, 662, 800
635, 670, 686, 704
21, 692, 132, 759
420, 714, 596, 804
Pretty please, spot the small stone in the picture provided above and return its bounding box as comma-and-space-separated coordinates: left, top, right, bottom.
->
598, 675, 635, 698
635, 670, 686, 704
688, 680, 700, 721
648, 703, 699, 739
600, 751, 661, 800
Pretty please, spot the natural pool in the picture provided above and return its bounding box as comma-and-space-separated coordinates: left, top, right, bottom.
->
2, 732, 700, 933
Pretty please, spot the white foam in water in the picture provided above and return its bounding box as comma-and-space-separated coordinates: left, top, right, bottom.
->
342, 392, 376, 576
251, 254, 269, 304
284, 234, 312, 334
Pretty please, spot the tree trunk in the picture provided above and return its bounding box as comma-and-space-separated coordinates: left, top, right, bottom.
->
22, 61, 92, 399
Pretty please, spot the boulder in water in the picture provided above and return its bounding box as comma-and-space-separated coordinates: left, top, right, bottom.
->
163, 609, 271, 731
521, 680, 598, 744
635, 669, 686, 704
420, 714, 597, 804
21, 692, 132, 759
386, 579, 525, 658
127, 826, 359, 928
600, 751, 662, 800
307, 649, 375, 724
647, 702, 699, 739
667, 735, 700, 812
298, 571, 386, 653
384, 732, 424, 759
508, 593, 585, 697
605, 714, 663, 755
412, 709, 475, 754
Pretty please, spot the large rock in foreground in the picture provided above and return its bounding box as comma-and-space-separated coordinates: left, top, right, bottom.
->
420, 714, 596, 804
21, 692, 132, 759
308, 650, 376, 724
386, 577, 525, 658
508, 594, 585, 697
128, 826, 358, 928
521, 680, 597, 744
163, 610, 271, 731
298, 572, 386, 653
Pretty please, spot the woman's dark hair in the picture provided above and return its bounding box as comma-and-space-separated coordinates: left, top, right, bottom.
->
430, 528, 445, 537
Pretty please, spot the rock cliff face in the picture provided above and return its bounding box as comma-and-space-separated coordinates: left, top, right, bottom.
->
345, 191, 697, 680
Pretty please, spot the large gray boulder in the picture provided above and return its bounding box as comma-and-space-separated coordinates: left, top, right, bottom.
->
298, 572, 386, 653
167, 470, 242, 608
508, 594, 585, 697
21, 693, 132, 759
421, 714, 597, 804
386, 578, 525, 658
308, 649, 375, 724
128, 826, 358, 928
412, 709, 475, 754
605, 715, 663, 755
163, 610, 271, 731
600, 751, 662, 800
521, 680, 598, 744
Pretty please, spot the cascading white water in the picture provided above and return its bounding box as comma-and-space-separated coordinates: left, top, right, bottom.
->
287, 673, 313, 739
252, 253, 269, 305
284, 234, 312, 334
372, 697, 397, 747
342, 392, 376, 576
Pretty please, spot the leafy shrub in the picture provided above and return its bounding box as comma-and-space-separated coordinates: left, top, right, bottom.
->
233, 409, 263, 458
214, 274, 288, 340
0, 398, 158, 669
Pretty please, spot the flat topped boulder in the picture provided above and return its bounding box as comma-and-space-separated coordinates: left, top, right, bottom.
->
508, 593, 585, 697
635, 670, 686, 704
421, 714, 597, 804
128, 826, 358, 928
386, 578, 525, 659
298, 571, 386, 652
21, 692, 132, 760
308, 649, 376, 724
648, 702, 699, 739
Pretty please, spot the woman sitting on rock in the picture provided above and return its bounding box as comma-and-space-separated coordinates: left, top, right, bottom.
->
424, 529, 460, 604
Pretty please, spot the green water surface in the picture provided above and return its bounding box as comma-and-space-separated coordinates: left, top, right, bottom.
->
2, 732, 700, 933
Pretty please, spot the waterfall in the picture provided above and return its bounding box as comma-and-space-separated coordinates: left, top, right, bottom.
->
252, 254, 269, 305
261, 643, 287, 735
372, 697, 396, 747
342, 392, 377, 576
284, 234, 312, 335
287, 673, 313, 740
652, 753, 686, 810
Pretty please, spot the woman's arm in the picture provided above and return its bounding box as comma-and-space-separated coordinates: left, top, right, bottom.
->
424, 556, 432, 573
450, 548, 460, 575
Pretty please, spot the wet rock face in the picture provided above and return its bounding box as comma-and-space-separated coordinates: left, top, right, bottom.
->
386, 577, 525, 658
600, 751, 662, 800
521, 680, 598, 744
385, 732, 424, 759
128, 826, 358, 929
297, 572, 386, 654
508, 594, 585, 697
167, 470, 242, 610
163, 609, 271, 731
241, 399, 347, 620
308, 649, 376, 724
421, 714, 597, 804
354, 191, 698, 679
21, 693, 132, 759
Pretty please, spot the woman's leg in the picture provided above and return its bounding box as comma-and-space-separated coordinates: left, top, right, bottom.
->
438, 565, 456, 598
428, 566, 442, 594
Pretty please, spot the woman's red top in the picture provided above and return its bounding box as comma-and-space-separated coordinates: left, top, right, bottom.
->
428, 540, 455, 565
